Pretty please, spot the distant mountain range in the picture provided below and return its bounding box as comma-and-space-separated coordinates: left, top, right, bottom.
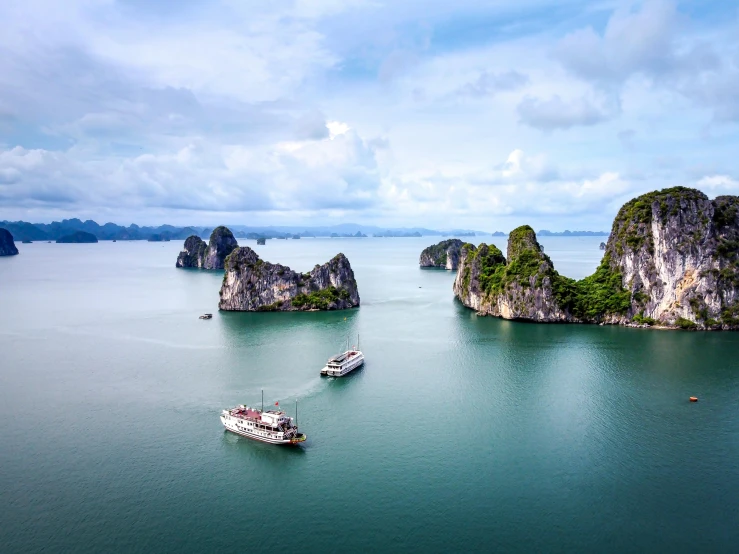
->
537, 230, 609, 237
0, 219, 488, 242
0, 219, 207, 242
0, 218, 610, 242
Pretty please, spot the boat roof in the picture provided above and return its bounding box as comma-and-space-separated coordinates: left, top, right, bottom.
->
328, 350, 361, 363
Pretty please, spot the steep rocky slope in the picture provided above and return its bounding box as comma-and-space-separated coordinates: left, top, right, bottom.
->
219, 248, 360, 311
176, 226, 238, 269
602, 187, 738, 328
419, 239, 464, 269
0, 228, 19, 256
453, 187, 739, 329
453, 226, 573, 321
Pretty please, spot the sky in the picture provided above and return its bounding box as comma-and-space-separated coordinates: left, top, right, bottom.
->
0, 0, 738, 231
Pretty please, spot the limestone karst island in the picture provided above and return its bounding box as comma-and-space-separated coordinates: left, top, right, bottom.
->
448, 187, 738, 330
176, 226, 239, 270
419, 239, 463, 270
0, 228, 19, 256
174, 225, 360, 312
219, 248, 360, 312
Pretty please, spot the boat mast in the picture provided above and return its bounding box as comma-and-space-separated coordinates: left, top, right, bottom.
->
295, 399, 298, 428
261, 389, 264, 412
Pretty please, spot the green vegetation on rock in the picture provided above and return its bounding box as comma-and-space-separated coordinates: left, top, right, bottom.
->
611, 187, 708, 255
462, 230, 631, 321
632, 312, 657, 326
292, 286, 351, 310
675, 317, 698, 330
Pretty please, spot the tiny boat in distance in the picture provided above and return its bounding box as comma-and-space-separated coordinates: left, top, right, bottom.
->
221, 397, 306, 445
321, 336, 364, 377
199, 313, 212, 320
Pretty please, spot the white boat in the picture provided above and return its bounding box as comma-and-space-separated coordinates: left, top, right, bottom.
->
320, 336, 364, 377
220, 395, 306, 445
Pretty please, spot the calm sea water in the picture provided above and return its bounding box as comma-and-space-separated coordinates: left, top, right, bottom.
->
1, 237, 738, 553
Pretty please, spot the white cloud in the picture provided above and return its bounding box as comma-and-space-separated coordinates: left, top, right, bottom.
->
1, 0, 738, 229
695, 175, 739, 193
517, 95, 615, 130
455, 70, 529, 97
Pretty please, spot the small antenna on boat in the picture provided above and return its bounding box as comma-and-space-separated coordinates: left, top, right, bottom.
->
261, 389, 264, 413
295, 399, 298, 428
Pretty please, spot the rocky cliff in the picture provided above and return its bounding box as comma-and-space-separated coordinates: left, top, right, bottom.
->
176, 226, 238, 269
219, 248, 360, 311
601, 187, 739, 329
420, 239, 464, 269
453, 188, 739, 329
453, 227, 573, 321
0, 228, 19, 256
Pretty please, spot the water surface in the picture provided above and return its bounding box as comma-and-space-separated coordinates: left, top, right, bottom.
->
1, 238, 738, 552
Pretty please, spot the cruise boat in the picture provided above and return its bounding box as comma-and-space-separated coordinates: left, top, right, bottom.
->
320, 336, 364, 377
220, 398, 306, 445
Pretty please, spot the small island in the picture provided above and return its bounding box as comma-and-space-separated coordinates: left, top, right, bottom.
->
0, 228, 19, 256
256, 237, 266, 245
219, 248, 360, 311
599, 242, 606, 250
176, 226, 238, 270
453, 187, 739, 330
56, 231, 98, 244
419, 239, 464, 270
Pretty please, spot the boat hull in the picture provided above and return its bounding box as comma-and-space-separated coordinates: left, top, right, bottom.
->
322, 356, 364, 377
221, 417, 305, 445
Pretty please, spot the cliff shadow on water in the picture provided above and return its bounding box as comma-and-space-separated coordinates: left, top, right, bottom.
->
218, 309, 360, 349
452, 187, 739, 330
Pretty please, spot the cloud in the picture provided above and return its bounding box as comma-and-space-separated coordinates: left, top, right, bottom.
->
0, 129, 385, 215
517, 95, 614, 130
551, 0, 738, 123
382, 149, 638, 223
695, 175, 739, 193
1, 0, 738, 229
554, 0, 685, 87
456, 70, 529, 97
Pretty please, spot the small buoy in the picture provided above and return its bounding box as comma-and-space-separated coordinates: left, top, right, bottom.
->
689, 397, 698, 402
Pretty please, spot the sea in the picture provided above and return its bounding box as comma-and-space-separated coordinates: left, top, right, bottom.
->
1, 237, 738, 553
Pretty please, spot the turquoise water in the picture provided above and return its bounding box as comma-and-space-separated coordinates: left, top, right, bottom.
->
1, 238, 738, 552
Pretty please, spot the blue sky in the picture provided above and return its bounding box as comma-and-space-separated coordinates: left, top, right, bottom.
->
0, 0, 738, 230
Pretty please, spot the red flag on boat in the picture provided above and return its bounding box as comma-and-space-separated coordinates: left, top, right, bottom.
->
275, 401, 279, 406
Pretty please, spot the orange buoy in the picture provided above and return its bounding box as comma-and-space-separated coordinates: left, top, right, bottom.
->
689, 397, 698, 402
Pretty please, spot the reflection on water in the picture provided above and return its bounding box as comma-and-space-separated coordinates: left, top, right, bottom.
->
1, 238, 739, 552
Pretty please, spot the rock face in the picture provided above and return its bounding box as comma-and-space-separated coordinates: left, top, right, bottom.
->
420, 239, 464, 269
176, 226, 238, 269
602, 187, 739, 329
56, 231, 98, 243
0, 228, 19, 256
453, 187, 739, 329
453, 227, 572, 321
219, 248, 360, 311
